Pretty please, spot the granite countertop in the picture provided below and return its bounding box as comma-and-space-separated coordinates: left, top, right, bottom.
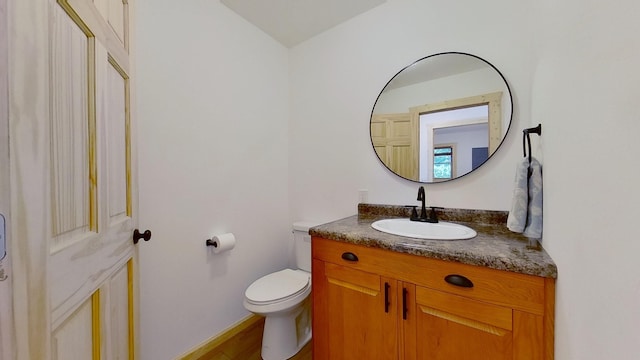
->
309, 204, 557, 279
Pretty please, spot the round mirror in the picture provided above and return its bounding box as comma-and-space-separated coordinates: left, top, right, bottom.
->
370, 52, 512, 183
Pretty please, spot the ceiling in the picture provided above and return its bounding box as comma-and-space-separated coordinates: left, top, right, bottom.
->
220, 0, 387, 48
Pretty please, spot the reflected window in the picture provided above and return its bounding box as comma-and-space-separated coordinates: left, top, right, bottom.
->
434, 146, 454, 180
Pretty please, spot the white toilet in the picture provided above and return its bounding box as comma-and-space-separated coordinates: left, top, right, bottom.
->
243, 222, 318, 360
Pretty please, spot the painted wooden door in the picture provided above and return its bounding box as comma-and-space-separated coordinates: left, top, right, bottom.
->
8, 0, 138, 358
0, 0, 13, 357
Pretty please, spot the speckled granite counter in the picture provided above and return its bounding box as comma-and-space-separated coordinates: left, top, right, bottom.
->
309, 204, 557, 278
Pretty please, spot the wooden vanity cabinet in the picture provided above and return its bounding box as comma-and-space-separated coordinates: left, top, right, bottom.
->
312, 237, 555, 360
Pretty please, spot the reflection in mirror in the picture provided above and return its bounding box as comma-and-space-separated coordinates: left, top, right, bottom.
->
370, 52, 512, 183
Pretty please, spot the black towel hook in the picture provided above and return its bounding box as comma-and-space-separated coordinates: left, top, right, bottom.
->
523, 124, 542, 164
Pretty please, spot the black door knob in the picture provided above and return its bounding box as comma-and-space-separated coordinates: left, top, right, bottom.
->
133, 229, 152, 245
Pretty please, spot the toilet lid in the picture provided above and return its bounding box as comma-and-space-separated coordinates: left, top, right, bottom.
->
245, 269, 310, 303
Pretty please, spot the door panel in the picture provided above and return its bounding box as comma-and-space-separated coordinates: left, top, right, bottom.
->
108, 261, 133, 359
50, 0, 93, 251
414, 286, 513, 360
51, 294, 98, 360
416, 286, 512, 331
106, 58, 129, 220
107, 0, 126, 45
417, 309, 513, 360
322, 263, 397, 360
370, 113, 418, 180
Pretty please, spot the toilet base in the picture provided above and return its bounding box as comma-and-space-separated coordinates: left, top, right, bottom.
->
260, 298, 311, 360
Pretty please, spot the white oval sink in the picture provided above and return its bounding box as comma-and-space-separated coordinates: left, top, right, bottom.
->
371, 218, 477, 240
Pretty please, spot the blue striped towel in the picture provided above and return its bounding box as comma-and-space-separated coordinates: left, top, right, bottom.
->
507, 157, 543, 239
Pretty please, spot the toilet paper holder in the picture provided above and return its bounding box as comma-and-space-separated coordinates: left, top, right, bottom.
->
205, 239, 217, 248
205, 233, 236, 254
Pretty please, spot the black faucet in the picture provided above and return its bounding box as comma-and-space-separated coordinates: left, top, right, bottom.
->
410, 186, 441, 223
417, 186, 427, 220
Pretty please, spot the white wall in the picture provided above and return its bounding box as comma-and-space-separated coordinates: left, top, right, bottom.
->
289, 0, 534, 220
531, 1, 640, 358
135, 1, 290, 359
290, 0, 640, 359
135, 0, 640, 358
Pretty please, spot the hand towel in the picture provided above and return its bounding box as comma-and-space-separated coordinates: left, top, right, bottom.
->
507, 157, 543, 239
507, 159, 529, 233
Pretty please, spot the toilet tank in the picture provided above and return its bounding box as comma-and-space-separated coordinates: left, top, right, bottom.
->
292, 221, 320, 272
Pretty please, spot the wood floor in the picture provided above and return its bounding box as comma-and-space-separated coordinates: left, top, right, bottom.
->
186, 315, 312, 360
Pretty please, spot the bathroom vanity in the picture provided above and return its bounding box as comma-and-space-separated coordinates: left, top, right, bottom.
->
310, 204, 556, 360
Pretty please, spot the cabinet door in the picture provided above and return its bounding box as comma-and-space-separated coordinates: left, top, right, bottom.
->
413, 286, 514, 360
313, 259, 398, 360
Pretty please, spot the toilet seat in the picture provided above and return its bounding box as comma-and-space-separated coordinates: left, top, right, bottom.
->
245, 269, 310, 305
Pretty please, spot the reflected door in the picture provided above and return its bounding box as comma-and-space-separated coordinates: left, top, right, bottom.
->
371, 113, 418, 180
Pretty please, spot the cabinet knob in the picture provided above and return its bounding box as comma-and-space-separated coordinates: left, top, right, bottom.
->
341, 252, 359, 262
444, 274, 474, 288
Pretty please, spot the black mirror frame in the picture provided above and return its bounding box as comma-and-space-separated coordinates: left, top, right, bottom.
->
369, 51, 514, 183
